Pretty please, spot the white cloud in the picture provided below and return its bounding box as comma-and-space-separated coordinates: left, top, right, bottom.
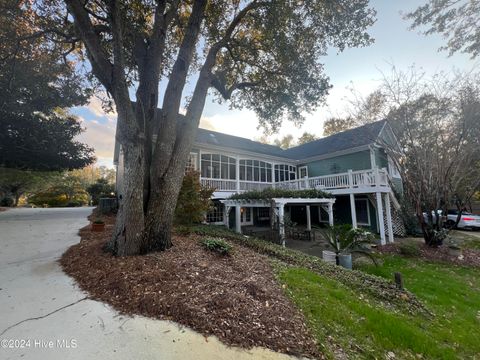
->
86, 96, 117, 123
77, 116, 116, 162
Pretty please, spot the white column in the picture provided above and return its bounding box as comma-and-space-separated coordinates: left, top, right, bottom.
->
223, 206, 231, 229
271, 163, 276, 188
350, 193, 357, 228
306, 205, 311, 231
328, 203, 334, 226
235, 205, 242, 234
235, 155, 240, 191
384, 193, 394, 243
376, 192, 386, 245
318, 205, 322, 223
278, 204, 285, 247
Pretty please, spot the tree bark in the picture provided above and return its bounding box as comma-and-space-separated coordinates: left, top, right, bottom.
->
109, 140, 145, 255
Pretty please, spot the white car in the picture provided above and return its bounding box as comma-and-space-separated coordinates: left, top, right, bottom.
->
423, 210, 480, 230
445, 210, 480, 230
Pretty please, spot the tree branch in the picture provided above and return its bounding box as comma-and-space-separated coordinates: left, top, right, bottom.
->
65, 0, 114, 93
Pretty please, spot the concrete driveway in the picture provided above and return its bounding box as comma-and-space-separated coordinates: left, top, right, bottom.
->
0, 208, 296, 360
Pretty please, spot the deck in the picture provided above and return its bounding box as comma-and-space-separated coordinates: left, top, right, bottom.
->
201, 168, 392, 197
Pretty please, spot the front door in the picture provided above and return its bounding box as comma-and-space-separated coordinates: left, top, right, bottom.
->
299, 166, 308, 179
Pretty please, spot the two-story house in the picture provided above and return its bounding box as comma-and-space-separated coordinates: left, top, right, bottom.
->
114, 119, 405, 245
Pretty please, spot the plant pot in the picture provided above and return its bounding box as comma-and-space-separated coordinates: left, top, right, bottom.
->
322, 250, 336, 265
338, 253, 352, 270
448, 246, 462, 257
91, 223, 105, 232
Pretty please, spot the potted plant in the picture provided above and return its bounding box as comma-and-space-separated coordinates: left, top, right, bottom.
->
91, 218, 105, 232
323, 224, 377, 269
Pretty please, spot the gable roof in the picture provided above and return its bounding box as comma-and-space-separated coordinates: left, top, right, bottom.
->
195, 120, 387, 160
282, 119, 387, 159
114, 118, 387, 164
195, 128, 286, 158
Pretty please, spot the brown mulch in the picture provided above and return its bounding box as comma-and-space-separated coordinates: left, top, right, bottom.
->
0, 207, 8, 212
378, 242, 480, 268
60, 216, 321, 359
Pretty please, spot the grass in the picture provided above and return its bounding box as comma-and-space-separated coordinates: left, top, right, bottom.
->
179, 225, 480, 358
277, 256, 480, 359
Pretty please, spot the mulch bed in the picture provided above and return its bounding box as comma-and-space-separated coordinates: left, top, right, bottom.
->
60, 215, 320, 359
378, 242, 480, 268
0, 207, 8, 212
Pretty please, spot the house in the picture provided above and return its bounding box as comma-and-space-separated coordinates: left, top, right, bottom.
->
114, 119, 405, 245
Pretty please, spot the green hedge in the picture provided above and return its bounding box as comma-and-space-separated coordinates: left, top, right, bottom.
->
228, 188, 333, 201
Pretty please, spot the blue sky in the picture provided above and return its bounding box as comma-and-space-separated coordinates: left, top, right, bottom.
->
75, 0, 477, 168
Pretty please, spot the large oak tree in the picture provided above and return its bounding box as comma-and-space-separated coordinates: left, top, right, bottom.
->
33, 0, 376, 255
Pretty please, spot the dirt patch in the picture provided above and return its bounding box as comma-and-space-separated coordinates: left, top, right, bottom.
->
60, 216, 320, 359
378, 241, 480, 268
0, 207, 9, 212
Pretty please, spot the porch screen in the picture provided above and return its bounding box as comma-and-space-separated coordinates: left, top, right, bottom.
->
239, 160, 272, 182
274, 164, 296, 182
201, 154, 236, 179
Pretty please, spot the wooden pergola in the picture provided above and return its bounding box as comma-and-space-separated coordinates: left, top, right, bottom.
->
220, 197, 336, 247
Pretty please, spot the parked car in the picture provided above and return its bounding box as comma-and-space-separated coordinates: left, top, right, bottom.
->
446, 210, 480, 230
424, 210, 480, 230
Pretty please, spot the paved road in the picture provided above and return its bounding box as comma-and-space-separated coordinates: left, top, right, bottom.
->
0, 208, 295, 360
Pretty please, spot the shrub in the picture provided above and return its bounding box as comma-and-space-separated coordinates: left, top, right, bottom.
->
398, 241, 420, 257
175, 171, 215, 225
229, 188, 333, 201
0, 197, 14, 207
200, 237, 232, 256
87, 178, 115, 205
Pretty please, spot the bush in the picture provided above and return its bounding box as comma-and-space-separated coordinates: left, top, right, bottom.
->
200, 237, 232, 256
398, 241, 420, 257
175, 171, 215, 225
87, 178, 115, 205
0, 197, 14, 207
29, 189, 89, 207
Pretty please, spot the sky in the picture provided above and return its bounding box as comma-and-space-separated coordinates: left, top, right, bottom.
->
74, 0, 478, 168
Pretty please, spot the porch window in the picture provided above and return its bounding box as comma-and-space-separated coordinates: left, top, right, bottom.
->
355, 198, 370, 226
185, 152, 198, 173
201, 154, 236, 179
239, 160, 272, 182
274, 164, 296, 182
206, 201, 224, 223
388, 156, 401, 178
257, 207, 270, 220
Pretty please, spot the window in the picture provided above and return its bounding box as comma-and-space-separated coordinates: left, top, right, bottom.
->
206, 201, 224, 223
185, 153, 198, 173
274, 164, 296, 182
257, 207, 270, 220
241, 207, 252, 224
355, 198, 370, 226
201, 153, 236, 179
239, 160, 272, 182
299, 166, 308, 178
388, 156, 401, 178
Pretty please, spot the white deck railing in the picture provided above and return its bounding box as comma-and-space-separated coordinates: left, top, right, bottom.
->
200, 168, 389, 193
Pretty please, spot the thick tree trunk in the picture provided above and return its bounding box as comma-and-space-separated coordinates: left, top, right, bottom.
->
142, 175, 183, 252
108, 141, 146, 256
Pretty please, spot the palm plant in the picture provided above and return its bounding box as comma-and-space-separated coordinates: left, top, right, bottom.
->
324, 224, 378, 266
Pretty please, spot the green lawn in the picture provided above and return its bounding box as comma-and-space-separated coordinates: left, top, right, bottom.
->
277, 256, 480, 359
